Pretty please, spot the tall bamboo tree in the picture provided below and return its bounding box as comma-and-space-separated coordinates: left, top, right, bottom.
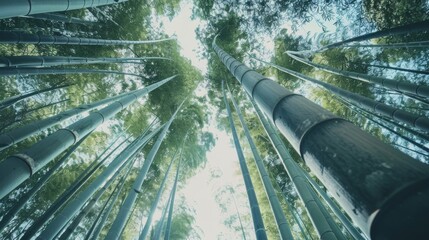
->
138, 151, 177, 240
164, 157, 182, 240
21, 135, 132, 239
213, 40, 429, 239
0, 56, 171, 68
247, 93, 345, 240
0, 76, 174, 152
227, 84, 294, 240
285, 52, 429, 99
20, 13, 96, 24
153, 191, 172, 240
0, 76, 174, 199
257, 58, 429, 133
0, 30, 175, 46
222, 81, 268, 240
0, 83, 71, 110
105, 99, 186, 239
0, 133, 91, 233
304, 20, 429, 52
57, 156, 136, 240
35, 124, 163, 239
0, 67, 145, 78
0, 0, 130, 20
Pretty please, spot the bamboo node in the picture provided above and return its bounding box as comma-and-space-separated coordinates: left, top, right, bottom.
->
12, 153, 36, 175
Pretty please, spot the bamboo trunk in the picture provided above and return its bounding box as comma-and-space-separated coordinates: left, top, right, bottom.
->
0, 133, 90, 233
0, 56, 171, 68
0, 76, 174, 152
0, 76, 174, 199
248, 94, 353, 240
0, 0, 129, 20
223, 81, 268, 240
0, 83, 72, 110
286, 52, 429, 99
21, 135, 131, 239
105, 100, 186, 239
164, 158, 181, 240
258, 58, 429, 133
227, 84, 295, 240
0, 67, 144, 78
138, 152, 177, 240
35, 125, 163, 239
0, 30, 175, 45
213, 39, 429, 239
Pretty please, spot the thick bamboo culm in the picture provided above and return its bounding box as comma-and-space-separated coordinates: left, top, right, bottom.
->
213, 38, 429, 240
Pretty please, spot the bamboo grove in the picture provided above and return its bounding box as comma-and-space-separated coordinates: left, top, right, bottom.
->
0, 1, 429, 240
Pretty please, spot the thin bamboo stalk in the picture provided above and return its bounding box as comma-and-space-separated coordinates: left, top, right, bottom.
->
0, 133, 90, 233
0, 83, 72, 110
223, 81, 268, 240
21, 135, 132, 239
0, 67, 144, 78
36, 125, 163, 239
0, 30, 175, 45
318, 20, 429, 51
227, 84, 295, 240
0, 76, 174, 152
164, 158, 181, 240
57, 155, 136, 240
105, 100, 186, 239
0, 76, 174, 199
138, 152, 177, 240
0, 56, 171, 68
213, 39, 429, 239
256, 58, 429, 133
0, 0, 129, 20
286, 52, 429, 99
22, 13, 96, 25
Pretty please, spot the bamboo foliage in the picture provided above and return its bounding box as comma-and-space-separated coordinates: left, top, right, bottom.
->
213, 39, 429, 239
0, 0, 129, 20
222, 81, 268, 240
0, 76, 175, 199
0, 30, 175, 46
227, 84, 294, 240
105, 100, 186, 239
0, 76, 174, 152
35, 125, 163, 239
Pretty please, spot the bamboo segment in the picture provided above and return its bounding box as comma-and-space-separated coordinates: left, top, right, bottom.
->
223, 81, 268, 240
213, 38, 429, 239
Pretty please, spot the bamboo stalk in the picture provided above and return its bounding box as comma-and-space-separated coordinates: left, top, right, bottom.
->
222, 81, 268, 240
227, 84, 295, 240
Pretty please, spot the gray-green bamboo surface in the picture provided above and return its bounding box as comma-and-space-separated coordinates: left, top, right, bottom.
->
36, 125, 163, 239
0, 76, 174, 152
227, 84, 294, 240
223, 81, 268, 240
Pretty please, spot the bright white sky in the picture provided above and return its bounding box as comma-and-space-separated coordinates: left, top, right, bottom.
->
154, 1, 339, 238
